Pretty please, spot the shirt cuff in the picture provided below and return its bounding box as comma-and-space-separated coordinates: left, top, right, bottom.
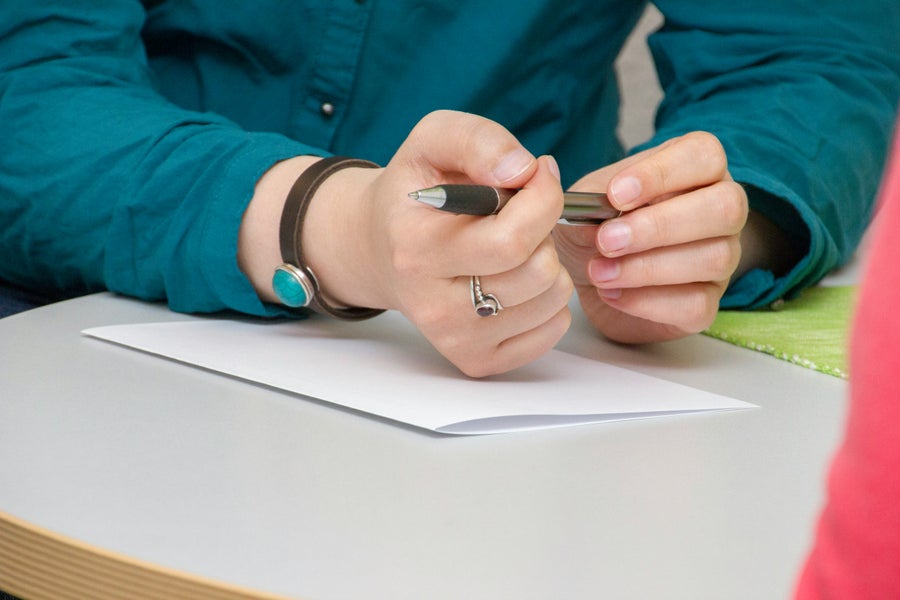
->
182, 133, 327, 317
722, 166, 840, 309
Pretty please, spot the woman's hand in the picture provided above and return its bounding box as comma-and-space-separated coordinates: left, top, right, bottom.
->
553, 132, 748, 343
243, 110, 574, 377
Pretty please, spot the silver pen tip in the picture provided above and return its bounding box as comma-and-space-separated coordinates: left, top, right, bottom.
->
408, 190, 445, 208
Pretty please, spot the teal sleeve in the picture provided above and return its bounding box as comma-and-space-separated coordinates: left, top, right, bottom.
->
0, 3, 321, 315
644, 2, 900, 309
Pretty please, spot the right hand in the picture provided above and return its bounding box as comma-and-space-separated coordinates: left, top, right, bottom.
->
305, 111, 574, 377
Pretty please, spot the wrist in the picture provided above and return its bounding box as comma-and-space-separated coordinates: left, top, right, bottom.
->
238, 155, 318, 304
297, 158, 385, 314
735, 209, 803, 280
238, 155, 384, 318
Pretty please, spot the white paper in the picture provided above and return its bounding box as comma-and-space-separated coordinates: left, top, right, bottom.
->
83, 312, 755, 435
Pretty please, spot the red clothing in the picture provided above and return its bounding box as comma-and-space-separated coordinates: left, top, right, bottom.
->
795, 130, 900, 598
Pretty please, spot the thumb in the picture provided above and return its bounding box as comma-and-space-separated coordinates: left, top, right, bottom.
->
396, 110, 537, 188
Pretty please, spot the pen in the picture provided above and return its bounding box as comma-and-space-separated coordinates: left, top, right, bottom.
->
408, 184, 620, 225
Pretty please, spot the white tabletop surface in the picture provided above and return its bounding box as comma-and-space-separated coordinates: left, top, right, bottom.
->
0, 292, 848, 600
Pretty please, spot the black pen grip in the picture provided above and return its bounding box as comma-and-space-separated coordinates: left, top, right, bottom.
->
437, 184, 509, 216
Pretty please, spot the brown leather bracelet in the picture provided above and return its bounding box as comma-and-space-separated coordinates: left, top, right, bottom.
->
271, 155, 385, 320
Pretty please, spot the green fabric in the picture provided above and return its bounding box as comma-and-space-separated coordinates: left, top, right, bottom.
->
703, 286, 857, 379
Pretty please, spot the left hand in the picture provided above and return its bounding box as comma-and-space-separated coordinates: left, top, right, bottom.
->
553, 131, 748, 343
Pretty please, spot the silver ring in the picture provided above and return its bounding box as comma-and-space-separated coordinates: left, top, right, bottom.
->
470, 275, 503, 317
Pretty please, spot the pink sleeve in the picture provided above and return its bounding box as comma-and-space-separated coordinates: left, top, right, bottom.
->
794, 130, 900, 598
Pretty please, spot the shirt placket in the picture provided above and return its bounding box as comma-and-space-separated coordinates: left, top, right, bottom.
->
295, 0, 373, 150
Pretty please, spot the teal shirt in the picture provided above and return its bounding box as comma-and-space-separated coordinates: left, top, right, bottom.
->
1, 1, 898, 315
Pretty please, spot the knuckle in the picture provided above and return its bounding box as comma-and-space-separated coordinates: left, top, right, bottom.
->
408, 300, 448, 332
705, 238, 739, 278
467, 114, 497, 141
684, 131, 728, 174
645, 209, 671, 243
456, 114, 501, 156
556, 304, 574, 332
421, 320, 492, 378
682, 287, 719, 333
683, 130, 722, 153
727, 235, 743, 272
455, 345, 504, 378
544, 267, 574, 309
460, 361, 496, 379
390, 244, 427, 280
717, 184, 749, 231
411, 110, 446, 138
527, 243, 562, 290
646, 156, 669, 192
420, 109, 454, 127
491, 223, 534, 266
556, 268, 575, 299
633, 253, 658, 284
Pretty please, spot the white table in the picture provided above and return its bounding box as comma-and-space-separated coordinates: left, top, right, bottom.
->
0, 292, 847, 599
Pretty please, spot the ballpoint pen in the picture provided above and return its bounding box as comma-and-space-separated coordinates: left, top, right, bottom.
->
408, 184, 620, 225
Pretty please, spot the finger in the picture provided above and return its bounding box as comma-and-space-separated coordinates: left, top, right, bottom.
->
608, 131, 730, 210
552, 223, 600, 288
592, 281, 725, 338
459, 272, 573, 378
588, 236, 741, 290
454, 305, 572, 378
554, 221, 598, 249
472, 237, 561, 308
463, 156, 564, 272
468, 265, 574, 334
397, 110, 538, 188
401, 251, 572, 337
566, 140, 676, 195
596, 181, 748, 257
408, 156, 564, 277
413, 269, 573, 378
487, 306, 572, 376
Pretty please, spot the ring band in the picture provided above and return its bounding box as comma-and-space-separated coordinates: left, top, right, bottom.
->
470, 276, 503, 317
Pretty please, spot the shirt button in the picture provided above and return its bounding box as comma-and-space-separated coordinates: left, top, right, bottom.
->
320, 101, 335, 118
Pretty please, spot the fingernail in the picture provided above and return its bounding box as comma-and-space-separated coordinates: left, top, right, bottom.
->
598, 288, 622, 300
493, 148, 535, 183
597, 222, 631, 253
546, 155, 561, 181
610, 176, 641, 205
589, 258, 620, 283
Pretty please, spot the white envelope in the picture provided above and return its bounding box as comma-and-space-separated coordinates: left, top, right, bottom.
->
83, 312, 754, 435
